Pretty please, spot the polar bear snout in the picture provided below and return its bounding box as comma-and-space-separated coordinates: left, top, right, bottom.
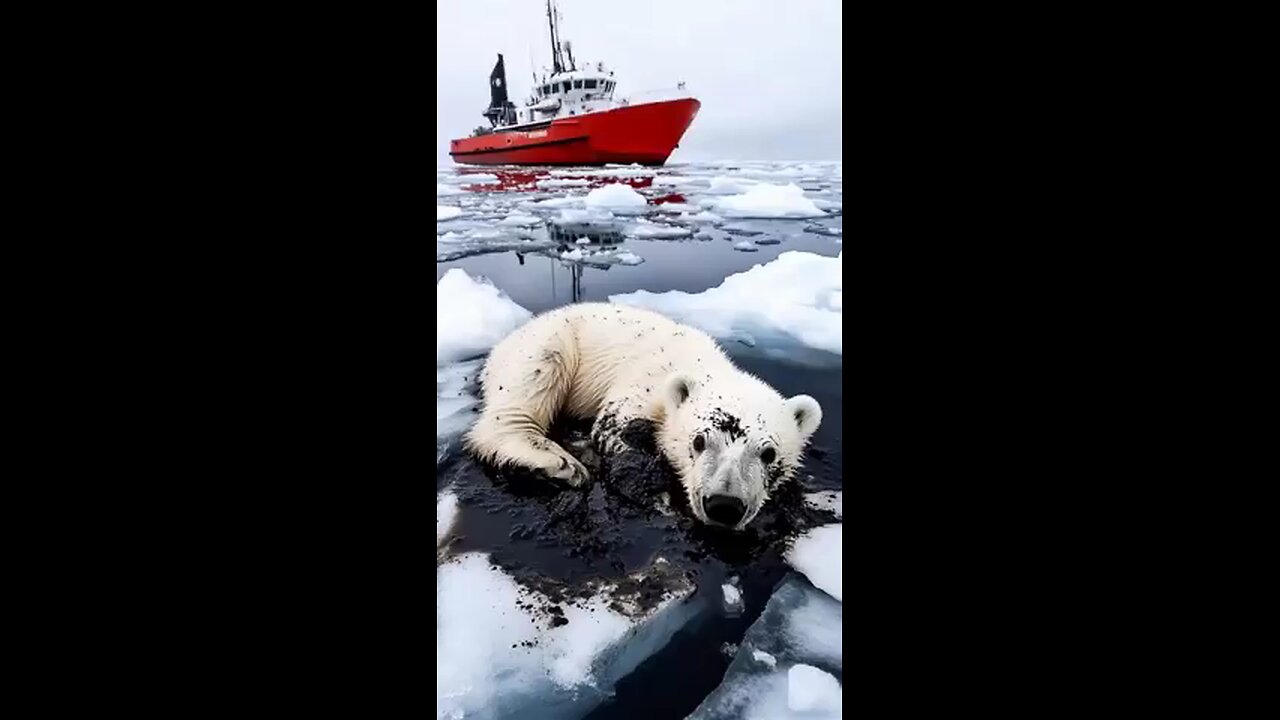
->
703, 494, 747, 527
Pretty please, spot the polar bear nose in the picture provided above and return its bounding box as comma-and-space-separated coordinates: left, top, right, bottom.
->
704, 494, 746, 527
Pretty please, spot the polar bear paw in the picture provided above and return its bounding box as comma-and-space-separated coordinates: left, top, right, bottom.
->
545, 449, 590, 487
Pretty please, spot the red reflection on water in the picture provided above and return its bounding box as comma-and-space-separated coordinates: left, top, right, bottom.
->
458, 169, 542, 192
451, 171, 680, 202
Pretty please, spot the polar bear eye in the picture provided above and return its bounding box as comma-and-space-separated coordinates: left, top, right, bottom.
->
760, 448, 776, 465
693, 434, 705, 453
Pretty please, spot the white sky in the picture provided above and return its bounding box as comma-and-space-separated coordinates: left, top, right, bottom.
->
436, 0, 842, 164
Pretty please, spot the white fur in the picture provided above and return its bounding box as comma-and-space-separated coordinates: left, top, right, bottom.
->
466, 303, 821, 526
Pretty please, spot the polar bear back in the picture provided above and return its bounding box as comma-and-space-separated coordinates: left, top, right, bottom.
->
480, 302, 733, 421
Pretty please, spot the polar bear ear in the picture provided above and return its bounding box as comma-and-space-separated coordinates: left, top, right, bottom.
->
784, 395, 822, 439
663, 373, 698, 412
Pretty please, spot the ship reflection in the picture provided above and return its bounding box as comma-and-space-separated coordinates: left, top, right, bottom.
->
548, 222, 624, 246
515, 222, 632, 304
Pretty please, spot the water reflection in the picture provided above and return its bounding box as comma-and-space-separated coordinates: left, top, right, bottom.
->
548, 222, 625, 246
542, 222, 636, 302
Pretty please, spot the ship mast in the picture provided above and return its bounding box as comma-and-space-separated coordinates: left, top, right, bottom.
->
546, 0, 572, 74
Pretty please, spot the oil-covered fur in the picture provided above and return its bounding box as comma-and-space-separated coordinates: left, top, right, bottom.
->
466, 303, 821, 528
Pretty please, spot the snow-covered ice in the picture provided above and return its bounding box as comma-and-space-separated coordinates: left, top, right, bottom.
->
752, 649, 777, 668
435, 269, 530, 461
804, 223, 842, 237
704, 176, 760, 195
687, 575, 842, 720
786, 524, 842, 602
499, 213, 542, 227
437, 552, 700, 720
678, 210, 724, 225
556, 247, 645, 266
433, 162, 840, 261
528, 194, 586, 208
706, 183, 826, 219
722, 583, 743, 615
436, 269, 531, 365
787, 664, 842, 714
627, 220, 693, 239
584, 183, 647, 211
609, 251, 842, 360
552, 208, 615, 225
437, 491, 459, 546
733, 240, 758, 252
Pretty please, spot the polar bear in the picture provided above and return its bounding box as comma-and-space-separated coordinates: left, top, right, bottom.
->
466, 303, 822, 529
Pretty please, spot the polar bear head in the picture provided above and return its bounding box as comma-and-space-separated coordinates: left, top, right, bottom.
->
657, 371, 822, 529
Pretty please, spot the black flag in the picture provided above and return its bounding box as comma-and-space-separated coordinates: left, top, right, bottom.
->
489, 54, 509, 109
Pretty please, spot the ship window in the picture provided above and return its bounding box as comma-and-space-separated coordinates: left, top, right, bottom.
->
562, 81, 571, 92
543, 84, 551, 95
585, 79, 597, 89
574, 80, 582, 89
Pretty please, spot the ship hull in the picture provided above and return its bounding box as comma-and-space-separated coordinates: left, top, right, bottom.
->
450, 98, 700, 166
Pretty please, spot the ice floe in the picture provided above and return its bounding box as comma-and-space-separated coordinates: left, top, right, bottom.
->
528, 194, 587, 208
558, 247, 645, 266
705, 176, 761, 195
498, 213, 542, 227
722, 583, 743, 615
787, 664, 842, 715
626, 220, 694, 239
584, 183, 648, 211
551, 208, 616, 225
437, 552, 700, 720
786, 524, 842, 602
437, 205, 463, 221
678, 210, 724, 225
706, 183, 826, 219
437, 491, 459, 546
436, 269, 531, 365
609, 251, 842, 360
687, 575, 842, 720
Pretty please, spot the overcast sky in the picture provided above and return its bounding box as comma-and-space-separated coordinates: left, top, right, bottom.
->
436, 0, 842, 164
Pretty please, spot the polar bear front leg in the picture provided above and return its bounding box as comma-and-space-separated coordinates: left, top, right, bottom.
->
465, 335, 590, 487
469, 416, 590, 486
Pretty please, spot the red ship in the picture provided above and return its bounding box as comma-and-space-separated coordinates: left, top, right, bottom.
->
449, 0, 700, 167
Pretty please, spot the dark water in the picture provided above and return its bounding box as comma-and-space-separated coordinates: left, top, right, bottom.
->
437, 163, 842, 718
